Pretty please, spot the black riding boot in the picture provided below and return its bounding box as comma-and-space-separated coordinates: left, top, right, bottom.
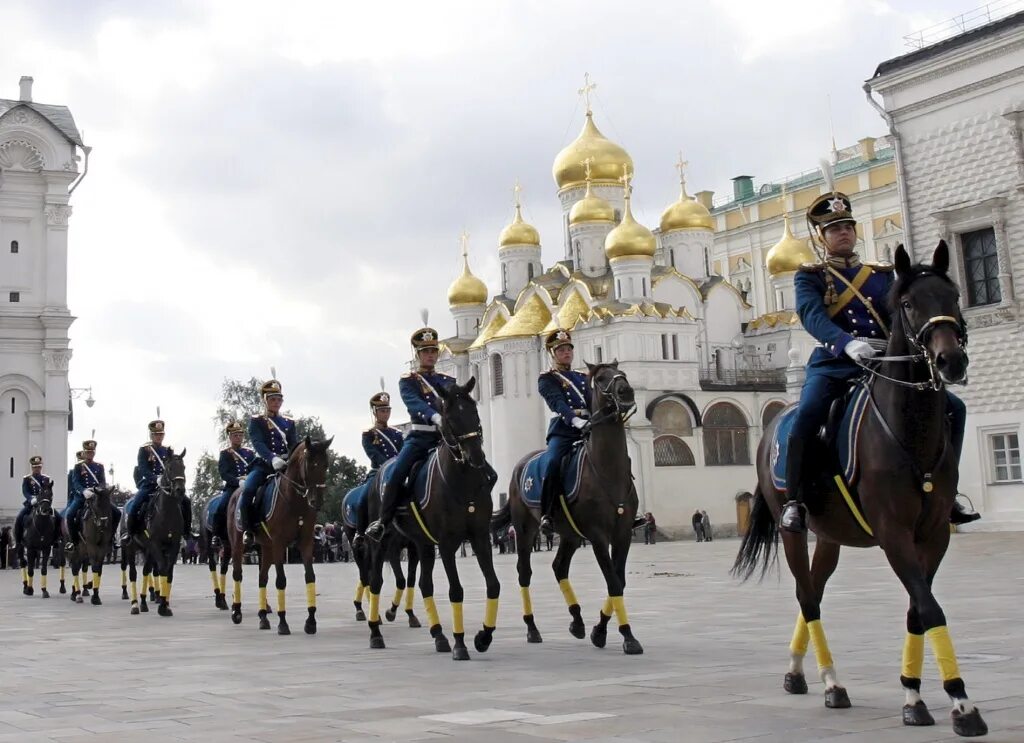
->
66, 514, 81, 551
780, 437, 808, 533
950, 497, 981, 525
242, 493, 258, 548
181, 498, 193, 535
14, 515, 25, 546
366, 479, 399, 542
539, 476, 556, 535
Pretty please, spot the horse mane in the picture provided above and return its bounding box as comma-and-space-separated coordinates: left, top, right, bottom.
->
886, 263, 955, 315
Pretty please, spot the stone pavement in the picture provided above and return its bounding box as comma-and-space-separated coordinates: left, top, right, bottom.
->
1, 533, 1021, 742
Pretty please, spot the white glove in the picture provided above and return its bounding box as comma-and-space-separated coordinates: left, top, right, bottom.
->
30, 497, 38, 506
272, 456, 287, 472
571, 417, 588, 430
844, 339, 876, 363
431, 413, 442, 427
83, 488, 95, 500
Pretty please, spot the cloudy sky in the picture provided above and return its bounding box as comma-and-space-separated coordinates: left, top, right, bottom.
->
2, 0, 992, 484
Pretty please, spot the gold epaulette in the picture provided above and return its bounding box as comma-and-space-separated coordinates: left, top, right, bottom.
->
798, 261, 825, 273
401, 372, 413, 379
865, 261, 894, 272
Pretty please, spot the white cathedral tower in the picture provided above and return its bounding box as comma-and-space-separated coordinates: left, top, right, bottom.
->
0, 77, 87, 518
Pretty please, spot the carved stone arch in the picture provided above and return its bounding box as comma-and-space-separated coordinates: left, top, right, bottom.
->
0, 138, 45, 171
0, 373, 46, 409
645, 392, 702, 428
0, 106, 66, 165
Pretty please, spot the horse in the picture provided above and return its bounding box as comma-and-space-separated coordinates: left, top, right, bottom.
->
20, 482, 58, 598
199, 494, 232, 611
67, 486, 115, 606
493, 361, 643, 655
364, 377, 499, 660
732, 242, 987, 738
226, 436, 333, 635
128, 450, 187, 617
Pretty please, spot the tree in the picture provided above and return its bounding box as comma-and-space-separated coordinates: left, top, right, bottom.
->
189, 451, 221, 524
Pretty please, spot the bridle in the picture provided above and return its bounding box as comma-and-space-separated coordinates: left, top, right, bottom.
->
587, 371, 637, 428
439, 398, 485, 469
280, 446, 327, 510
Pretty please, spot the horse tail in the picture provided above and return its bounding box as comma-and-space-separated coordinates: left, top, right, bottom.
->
491, 501, 511, 532
730, 485, 778, 582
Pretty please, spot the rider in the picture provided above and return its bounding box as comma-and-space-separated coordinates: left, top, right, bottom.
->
124, 419, 181, 542
212, 420, 256, 542
14, 456, 53, 546
779, 191, 980, 532
65, 440, 106, 551
364, 324, 453, 542
363, 388, 404, 472
240, 379, 298, 548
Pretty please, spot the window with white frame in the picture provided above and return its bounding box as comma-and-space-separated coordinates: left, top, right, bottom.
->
989, 431, 1022, 483
960, 227, 1001, 307
491, 353, 504, 396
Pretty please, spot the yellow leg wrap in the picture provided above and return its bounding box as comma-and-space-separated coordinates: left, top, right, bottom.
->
121, 569, 127, 587
306, 582, 316, 609
790, 612, 810, 656
452, 602, 465, 634
219, 573, 227, 594
404, 586, 415, 611
558, 578, 579, 607
164, 581, 171, 603
209, 570, 220, 592
21, 567, 27, 583
277, 588, 286, 614
259, 586, 268, 611
484, 597, 498, 629
392, 588, 403, 608
521, 586, 534, 616
807, 619, 835, 671
27, 572, 33, 588
93, 573, 101, 591
354, 581, 365, 603
902, 632, 925, 680
423, 596, 440, 628
368, 592, 381, 623
233, 580, 242, 605
926, 625, 961, 682
41, 574, 47, 590
131, 582, 138, 602
602, 596, 613, 617
610, 596, 628, 626
60, 565, 65, 581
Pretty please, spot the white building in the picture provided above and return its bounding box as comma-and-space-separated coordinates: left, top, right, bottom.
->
868, 10, 1024, 529
0, 77, 87, 521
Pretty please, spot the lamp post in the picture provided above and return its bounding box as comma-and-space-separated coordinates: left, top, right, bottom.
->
70, 386, 95, 408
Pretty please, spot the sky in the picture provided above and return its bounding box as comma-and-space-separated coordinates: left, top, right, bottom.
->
1, 0, 997, 486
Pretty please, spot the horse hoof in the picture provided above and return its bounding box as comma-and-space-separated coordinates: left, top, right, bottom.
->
474, 630, 493, 654
385, 607, 397, 622
140, 600, 149, 613
622, 637, 644, 655
121, 589, 129, 600
158, 604, 173, 617
231, 610, 242, 625
82, 588, 89, 597
91, 594, 102, 606
526, 627, 543, 644
951, 708, 987, 737
304, 619, 317, 635
24, 586, 34, 596
408, 614, 422, 629
355, 610, 367, 622
452, 646, 470, 661
370, 636, 386, 649
902, 701, 935, 727
41, 589, 50, 599
75, 595, 83, 604
278, 623, 291, 636
131, 605, 140, 616
259, 616, 271, 631
215, 595, 228, 610
435, 635, 451, 654
784, 672, 808, 695
824, 686, 851, 709
590, 626, 607, 649
569, 620, 586, 640
59, 584, 66, 594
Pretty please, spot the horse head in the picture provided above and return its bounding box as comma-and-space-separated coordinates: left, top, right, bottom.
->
85, 486, 112, 525
438, 377, 487, 469
33, 481, 54, 517
891, 242, 968, 387
586, 361, 636, 425
158, 448, 188, 502
294, 435, 333, 511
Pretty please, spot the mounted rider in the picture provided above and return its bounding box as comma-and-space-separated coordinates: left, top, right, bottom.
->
365, 322, 454, 542
780, 190, 979, 532
363, 385, 404, 474
124, 419, 191, 541
14, 456, 53, 546
241, 378, 298, 547
65, 439, 106, 550
211, 420, 256, 541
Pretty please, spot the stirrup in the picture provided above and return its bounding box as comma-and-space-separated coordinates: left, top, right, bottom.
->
242, 530, 255, 547
780, 500, 807, 533
365, 521, 385, 542
64, 540, 75, 552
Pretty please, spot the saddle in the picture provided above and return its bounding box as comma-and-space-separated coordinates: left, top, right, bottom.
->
521, 443, 585, 509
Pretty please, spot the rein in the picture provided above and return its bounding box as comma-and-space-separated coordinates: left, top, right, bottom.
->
279, 447, 326, 510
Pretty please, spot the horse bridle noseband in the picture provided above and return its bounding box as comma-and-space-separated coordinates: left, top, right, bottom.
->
858, 306, 967, 391
280, 449, 327, 509
588, 372, 637, 428
439, 407, 485, 468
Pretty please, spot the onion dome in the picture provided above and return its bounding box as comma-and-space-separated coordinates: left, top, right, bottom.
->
605, 174, 656, 260
498, 203, 540, 248
447, 244, 488, 306
553, 111, 633, 191
660, 186, 714, 232
765, 214, 815, 276
569, 176, 615, 225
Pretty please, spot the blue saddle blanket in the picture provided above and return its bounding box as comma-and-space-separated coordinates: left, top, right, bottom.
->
342, 481, 369, 529
205, 491, 230, 532
520, 446, 585, 509
233, 478, 282, 531
770, 385, 870, 491
380, 452, 437, 512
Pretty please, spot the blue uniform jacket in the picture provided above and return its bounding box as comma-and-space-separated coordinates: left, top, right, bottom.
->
795, 262, 894, 380
362, 426, 404, 469
400, 371, 455, 428
248, 414, 299, 470
137, 443, 172, 487
539, 368, 591, 441
22, 473, 53, 504
71, 461, 106, 496
218, 446, 256, 490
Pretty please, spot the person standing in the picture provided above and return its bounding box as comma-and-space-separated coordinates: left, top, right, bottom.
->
691, 509, 704, 542
701, 510, 712, 542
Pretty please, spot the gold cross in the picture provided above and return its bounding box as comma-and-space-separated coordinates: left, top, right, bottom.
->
459, 229, 470, 258
675, 151, 688, 191
512, 179, 523, 208
578, 72, 597, 114
619, 163, 632, 195
582, 156, 593, 182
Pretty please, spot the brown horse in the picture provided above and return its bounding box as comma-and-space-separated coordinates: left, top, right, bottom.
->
493, 361, 642, 655
227, 436, 332, 635
733, 243, 987, 737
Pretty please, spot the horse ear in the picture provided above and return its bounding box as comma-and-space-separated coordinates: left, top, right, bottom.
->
465, 376, 476, 394
894, 244, 912, 277
304, 435, 312, 450
585, 361, 595, 374
611, 358, 620, 369
180, 447, 186, 459
932, 240, 950, 275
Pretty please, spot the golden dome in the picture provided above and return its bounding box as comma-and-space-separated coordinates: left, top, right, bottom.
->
569, 178, 615, 225
447, 250, 487, 306
553, 112, 633, 191
660, 185, 714, 232
498, 204, 540, 248
765, 215, 815, 276
605, 181, 656, 260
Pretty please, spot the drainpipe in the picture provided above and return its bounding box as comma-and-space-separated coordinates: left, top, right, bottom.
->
69, 144, 92, 195
863, 82, 913, 251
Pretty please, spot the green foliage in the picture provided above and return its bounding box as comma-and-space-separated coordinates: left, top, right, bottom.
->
189, 451, 221, 521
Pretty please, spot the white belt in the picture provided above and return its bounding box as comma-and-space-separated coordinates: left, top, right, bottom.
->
410, 424, 437, 432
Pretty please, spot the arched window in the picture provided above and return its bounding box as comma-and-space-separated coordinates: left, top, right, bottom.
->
501, 264, 508, 294
762, 401, 787, 427
651, 399, 695, 467
10, 240, 18, 254
527, 263, 536, 281
703, 402, 750, 466
491, 354, 504, 396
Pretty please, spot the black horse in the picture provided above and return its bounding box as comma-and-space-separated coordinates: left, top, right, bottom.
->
20, 482, 58, 598
200, 494, 232, 611
67, 486, 115, 605
364, 377, 499, 660
733, 243, 987, 738
494, 361, 643, 655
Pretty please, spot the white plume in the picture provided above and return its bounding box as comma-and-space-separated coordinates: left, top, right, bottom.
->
379, 376, 386, 392
156, 406, 160, 418
819, 158, 835, 194
270, 366, 277, 380
420, 308, 429, 326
